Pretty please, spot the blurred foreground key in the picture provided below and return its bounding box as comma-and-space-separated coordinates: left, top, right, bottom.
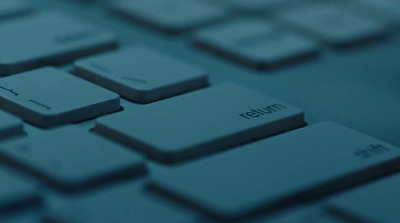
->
0, 126, 145, 191
149, 122, 400, 220
327, 173, 400, 223
0, 165, 41, 214
0, 110, 23, 140
44, 181, 193, 223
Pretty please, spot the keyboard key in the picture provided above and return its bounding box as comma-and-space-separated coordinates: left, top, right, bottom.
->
358, 0, 400, 22
0, 166, 41, 213
0, 0, 32, 20
45, 181, 194, 223
74, 46, 208, 103
194, 19, 318, 69
0, 126, 145, 191
221, 0, 294, 12
110, 0, 227, 33
0, 110, 23, 140
247, 206, 343, 223
95, 83, 304, 163
0, 13, 117, 76
3, 211, 42, 223
148, 122, 400, 220
327, 173, 400, 223
276, 4, 389, 47
0, 67, 120, 128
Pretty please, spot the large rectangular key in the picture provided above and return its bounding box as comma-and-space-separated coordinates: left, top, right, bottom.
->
0, 110, 23, 140
148, 122, 400, 220
0, 13, 116, 76
95, 83, 304, 163
0, 67, 120, 128
0, 126, 145, 191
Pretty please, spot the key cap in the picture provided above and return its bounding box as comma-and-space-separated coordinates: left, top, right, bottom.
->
276, 4, 389, 47
247, 206, 345, 223
95, 83, 304, 163
0, 126, 145, 191
45, 181, 194, 223
221, 0, 294, 13
3, 211, 42, 223
0, 0, 32, 20
110, 0, 227, 33
0, 110, 23, 140
193, 19, 319, 69
0, 166, 41, 213
148, 122, 400, 220
326, 173, 400, 223
0, 13, 117, 76
0, 67, 120, 128
74, 46, 208, 103
358, 0, 400, 23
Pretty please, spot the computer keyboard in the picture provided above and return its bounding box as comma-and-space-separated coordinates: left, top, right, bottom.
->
1, 0, 400, 222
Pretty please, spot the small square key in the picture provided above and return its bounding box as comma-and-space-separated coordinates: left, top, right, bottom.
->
194, 19, 318, 69
0, 126, 145, 191
110, 0, 228, 33
276, 4, 389, 47
0, 67, 120, 128
74, 46, 208, 103
0, 110, 23, 140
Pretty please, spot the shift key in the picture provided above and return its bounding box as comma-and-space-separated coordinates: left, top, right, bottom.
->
95, 83, 304, 163
149, 122, 400, 220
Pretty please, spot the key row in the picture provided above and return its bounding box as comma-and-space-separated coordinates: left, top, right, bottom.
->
2, 122, 400, 223
0, 5, 393, 76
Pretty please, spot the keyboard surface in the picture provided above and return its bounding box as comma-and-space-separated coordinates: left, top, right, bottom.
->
1, 0, 400, 222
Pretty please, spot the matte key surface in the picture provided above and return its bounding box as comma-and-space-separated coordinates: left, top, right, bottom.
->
95, 83, 304, 163
74, 46, 208, 103
0, 126, 145, 191
0, 0, 32, 20
110, 0, 227, 33
276, 4, 388, 47
149, 122, 400, 220
0, 67, 120, 128
0, 110, 23, 140
221, 0, 294, 12
194, 19, 318, 69
359, 0, 400, 22
0, 166, 40, 212
45, 181, 193, 223
327, 173, 400, 223
0, 13, 116, 76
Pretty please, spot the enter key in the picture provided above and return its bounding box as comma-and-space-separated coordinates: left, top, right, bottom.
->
95, 83, 305, 163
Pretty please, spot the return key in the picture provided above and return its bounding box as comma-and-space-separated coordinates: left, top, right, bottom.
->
95, 83, 304, 163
